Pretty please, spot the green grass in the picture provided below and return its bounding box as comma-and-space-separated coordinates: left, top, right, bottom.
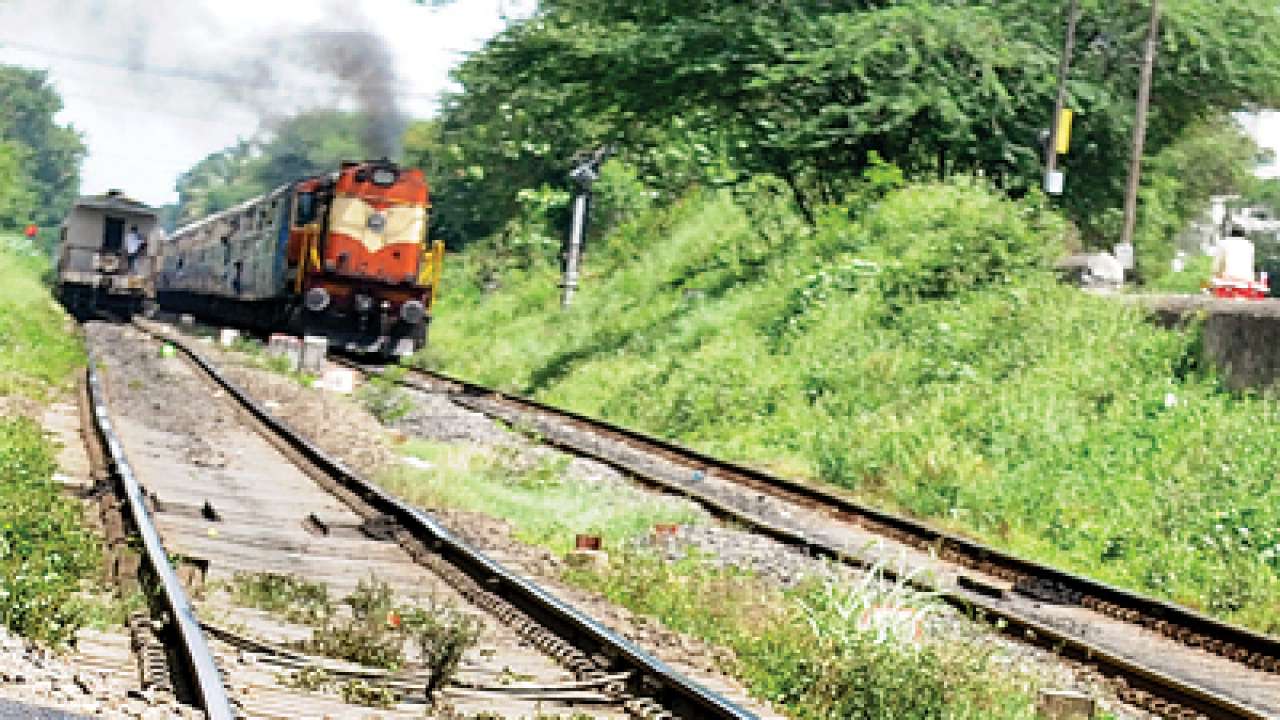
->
380, 439, 702, 555
570, 553, 1055, 720
419, 181, 1280, 633
0, 235, 99, 646
0, 236, 83, 397
381, 437, 1055, 718
1144, 253, 1213, 293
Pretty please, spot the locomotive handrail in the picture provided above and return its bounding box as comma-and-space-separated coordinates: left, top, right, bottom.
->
430, 240, 445, 306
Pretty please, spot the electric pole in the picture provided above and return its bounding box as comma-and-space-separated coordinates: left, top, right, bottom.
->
1119, 0, 1162, 255
1044, 0, 1080, 193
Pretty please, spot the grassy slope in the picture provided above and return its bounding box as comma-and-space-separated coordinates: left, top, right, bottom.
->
0, 238, 83, 396
0, 235, 98, 645
424, 185, 1280, 633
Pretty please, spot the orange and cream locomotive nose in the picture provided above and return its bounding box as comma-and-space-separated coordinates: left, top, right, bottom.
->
324, 163, 429, 283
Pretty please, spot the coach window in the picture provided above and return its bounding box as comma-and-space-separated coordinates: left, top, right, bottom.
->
295, 193, 316, 226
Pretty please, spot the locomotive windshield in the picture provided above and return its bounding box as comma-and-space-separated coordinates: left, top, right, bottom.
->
371, 168, 397, 186
296, 192, 317, 225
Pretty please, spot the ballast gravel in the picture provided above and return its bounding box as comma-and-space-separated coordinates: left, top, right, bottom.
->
0, 626, 197, 720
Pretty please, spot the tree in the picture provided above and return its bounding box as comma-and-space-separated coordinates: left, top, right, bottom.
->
173, 141, 262, 227
429, 0, 1280, 258
0, 142, 35, 230
0, 65, 85, 229
252, 111, 368, 190
1132, 117, 1260, 276
173, 111, 375, 227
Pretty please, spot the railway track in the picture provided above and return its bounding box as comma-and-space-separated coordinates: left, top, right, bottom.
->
83, 350, 235, 720
107, 319, 758, 720
349, 361, 1280, 720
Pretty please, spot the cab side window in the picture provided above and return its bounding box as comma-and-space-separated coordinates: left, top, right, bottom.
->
295, 193, 316, 226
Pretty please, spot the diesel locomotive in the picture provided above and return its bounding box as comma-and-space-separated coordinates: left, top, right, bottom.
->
155, 160, 443, 356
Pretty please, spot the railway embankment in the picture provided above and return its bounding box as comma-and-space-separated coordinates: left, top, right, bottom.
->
421, 179, 1280, 640
0, 237, 174, 718
0, 235, 95, 645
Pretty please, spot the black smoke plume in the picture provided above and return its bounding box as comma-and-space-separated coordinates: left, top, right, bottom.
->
300, 30, 406, 161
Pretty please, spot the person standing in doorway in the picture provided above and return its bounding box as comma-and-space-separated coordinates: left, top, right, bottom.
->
125, 225, 143, 273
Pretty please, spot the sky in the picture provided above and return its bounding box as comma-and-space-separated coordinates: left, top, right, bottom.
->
0, 0, 536, 207
1238, 111, 1280, 179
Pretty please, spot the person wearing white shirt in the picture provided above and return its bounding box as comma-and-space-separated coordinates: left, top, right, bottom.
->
125, 226, 143, 273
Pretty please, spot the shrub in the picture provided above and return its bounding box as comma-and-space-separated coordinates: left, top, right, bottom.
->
0, 237, 97, 646
572, 552, 1037, 720
1145, 253, 1212, 294
356, 368, 413, 424
862, 179, 1066, 303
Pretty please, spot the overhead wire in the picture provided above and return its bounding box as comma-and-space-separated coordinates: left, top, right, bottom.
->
0, 36, 453, 103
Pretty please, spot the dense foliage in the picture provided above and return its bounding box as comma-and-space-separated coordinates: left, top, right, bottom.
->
0, 237, 97, 646
412, 0, 1280, 275
170, 111, 376, 228
0, 65, 86, 233
424, 178, 1280, 632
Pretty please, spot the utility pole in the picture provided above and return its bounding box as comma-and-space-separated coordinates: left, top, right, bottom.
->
1044, 0, 1081, 194
1119, 0, 1162, 255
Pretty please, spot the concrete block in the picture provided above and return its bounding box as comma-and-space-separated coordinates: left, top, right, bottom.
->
300, 335, 327, 374
1036, 689, 1094, 720
218, 328, 239, 347
267, 334, 301, 371
317, 368, 357, 394
566, 549, 609, 571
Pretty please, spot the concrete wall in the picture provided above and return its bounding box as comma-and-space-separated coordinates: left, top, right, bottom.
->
1142, 295, 1280, 392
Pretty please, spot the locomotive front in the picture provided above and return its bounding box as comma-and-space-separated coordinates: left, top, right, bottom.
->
292, 160, 442, 356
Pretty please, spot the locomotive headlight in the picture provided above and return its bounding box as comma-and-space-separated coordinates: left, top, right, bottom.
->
304, 287, 330, 312
400, 300, 426, 324
355, 293, 373, 313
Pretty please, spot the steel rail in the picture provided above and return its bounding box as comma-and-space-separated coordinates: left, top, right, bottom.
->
374, 363, 1277, 720
84, 353, 236, 720
143, 326, 756, 720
